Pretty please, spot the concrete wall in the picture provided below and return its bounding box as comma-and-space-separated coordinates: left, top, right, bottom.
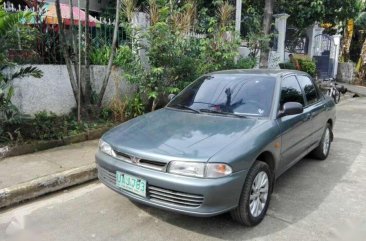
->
11, 65, 134, 116
337, 62, 355, 84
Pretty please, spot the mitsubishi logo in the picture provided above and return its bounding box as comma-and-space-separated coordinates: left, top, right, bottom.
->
130, 156, 140, 164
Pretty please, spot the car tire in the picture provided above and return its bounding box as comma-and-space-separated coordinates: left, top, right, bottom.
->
230, 161, 273, 226
311, 123, 332, 160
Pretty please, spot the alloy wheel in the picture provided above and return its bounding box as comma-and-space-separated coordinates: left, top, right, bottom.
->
249, 171, 269, 218
323, 128, 330, 156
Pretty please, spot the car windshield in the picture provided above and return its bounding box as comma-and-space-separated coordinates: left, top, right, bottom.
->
168, 74, 276, 117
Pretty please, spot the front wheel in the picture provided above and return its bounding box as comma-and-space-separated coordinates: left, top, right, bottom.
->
311, 123, 332, 160
230, 161, 273, 226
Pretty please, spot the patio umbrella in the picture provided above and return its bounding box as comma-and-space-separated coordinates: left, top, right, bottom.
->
41, 3, 100, 27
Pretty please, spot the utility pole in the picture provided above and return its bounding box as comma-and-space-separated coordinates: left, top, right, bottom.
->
235, 0, 242, 33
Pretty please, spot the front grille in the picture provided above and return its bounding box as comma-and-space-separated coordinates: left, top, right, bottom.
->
148, 186, 204, 207
114, 150, 167, 171
98, 166, 204, 208
98, 166, 116, 187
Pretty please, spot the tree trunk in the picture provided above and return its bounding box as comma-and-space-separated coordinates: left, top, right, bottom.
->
84, 0, 92, 105
259, 0, 274, 69
68, 0, 77, 56
55, 0, 78, 102
97, 0, 121, 107
357, 38, 366, 79
68, 0, 80, 91
341, 19, 354, 62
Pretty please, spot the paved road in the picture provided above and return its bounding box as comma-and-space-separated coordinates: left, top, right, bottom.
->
1, 98, 366, 241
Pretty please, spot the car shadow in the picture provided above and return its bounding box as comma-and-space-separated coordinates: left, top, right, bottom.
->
130, 137, 361, 240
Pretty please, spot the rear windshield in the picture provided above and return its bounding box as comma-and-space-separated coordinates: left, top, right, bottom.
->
168, 74, 276, 117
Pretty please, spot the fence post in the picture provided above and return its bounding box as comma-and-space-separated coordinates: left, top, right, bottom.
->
306, 23, 324, 58
273, 13, 289, 63
332, 35, 342, 78
132, 12, 150, 69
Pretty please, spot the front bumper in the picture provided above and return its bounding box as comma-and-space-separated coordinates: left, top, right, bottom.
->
96, 151, 247, 217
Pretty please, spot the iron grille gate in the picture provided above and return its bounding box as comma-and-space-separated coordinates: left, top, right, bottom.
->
313, 34, 334, 80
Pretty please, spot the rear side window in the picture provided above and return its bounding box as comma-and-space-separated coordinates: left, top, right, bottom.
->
297, 75, 319, 105
280, 76, 305, 108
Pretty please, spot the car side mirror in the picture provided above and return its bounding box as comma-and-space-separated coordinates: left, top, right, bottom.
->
278, 102, 303, 118
168, 94, 176, 101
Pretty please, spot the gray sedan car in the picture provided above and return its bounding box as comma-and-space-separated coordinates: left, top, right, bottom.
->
96, 69, 336, 226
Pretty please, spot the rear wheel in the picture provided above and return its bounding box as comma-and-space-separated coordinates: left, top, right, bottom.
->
311, 123, 332, 160
230, 161, 273, 226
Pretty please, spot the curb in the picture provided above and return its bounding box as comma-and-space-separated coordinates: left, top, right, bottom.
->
0, 164, 97, 209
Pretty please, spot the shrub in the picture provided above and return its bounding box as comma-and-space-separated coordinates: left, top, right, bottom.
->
279, 55, 316, 77
90, 46, 110, 65
298, 58, 316, 77
234, 57, 257, 69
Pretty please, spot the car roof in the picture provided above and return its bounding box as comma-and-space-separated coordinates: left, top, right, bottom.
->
210, 69, 308, 78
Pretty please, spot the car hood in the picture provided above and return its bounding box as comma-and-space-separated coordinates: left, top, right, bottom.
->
103, 108, 266, 162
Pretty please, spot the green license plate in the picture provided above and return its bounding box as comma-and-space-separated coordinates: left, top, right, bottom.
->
116, 171, 146, 197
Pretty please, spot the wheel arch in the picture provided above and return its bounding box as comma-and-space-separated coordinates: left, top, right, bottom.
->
256, 151, 276, 176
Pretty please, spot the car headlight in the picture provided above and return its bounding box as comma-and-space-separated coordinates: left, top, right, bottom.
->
99, 139, 116, 157
168, 161, 232, 178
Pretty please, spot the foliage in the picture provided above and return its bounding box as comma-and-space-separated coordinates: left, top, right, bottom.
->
124, 94, 145, 119
235, 57, 257, 69
279, 55, 316, 77
0, 8, 43, 142
298, 59, 316, 77
117, 0, 255, 114
275, 0, 363, 31
90, 45, 111, 65
1, 110, 112, 143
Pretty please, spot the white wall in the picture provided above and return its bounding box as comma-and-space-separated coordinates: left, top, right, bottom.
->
11, 65, 135, 115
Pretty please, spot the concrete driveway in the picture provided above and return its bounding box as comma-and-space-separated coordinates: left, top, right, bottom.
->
1, 97, 366, 241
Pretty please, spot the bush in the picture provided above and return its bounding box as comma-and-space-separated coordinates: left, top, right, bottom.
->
234, 57, 257, 69
90, 46, 110, 65
1, 111, 111, 143
298, 58, 316, 77
279, 55, 316, 77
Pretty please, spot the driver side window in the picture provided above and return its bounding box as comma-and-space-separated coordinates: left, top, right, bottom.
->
280, 76, 305, 109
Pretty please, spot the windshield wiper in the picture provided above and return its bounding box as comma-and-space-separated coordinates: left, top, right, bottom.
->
169, 104, 200, 113
199, 109, 247, 118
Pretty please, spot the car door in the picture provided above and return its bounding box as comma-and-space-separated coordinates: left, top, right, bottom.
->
277, 75, 311, 174
296, 75, 327, 148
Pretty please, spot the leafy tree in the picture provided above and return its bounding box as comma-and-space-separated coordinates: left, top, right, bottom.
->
0, 7, 43, 140
276, 0, 363, 31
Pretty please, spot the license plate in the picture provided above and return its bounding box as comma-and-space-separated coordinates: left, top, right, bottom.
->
116, 171, 146, 197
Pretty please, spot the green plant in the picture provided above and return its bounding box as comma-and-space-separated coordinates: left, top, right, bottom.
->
298, 58, 316, 77
279, 55, 316, 77
90, 45, 111, 65
113, 45, 134, 66
234, 57, 257, 69
119, 1, 256, 113
124, 95, 144, 119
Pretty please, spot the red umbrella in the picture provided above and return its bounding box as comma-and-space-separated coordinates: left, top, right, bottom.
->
42, 3, 100, 27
